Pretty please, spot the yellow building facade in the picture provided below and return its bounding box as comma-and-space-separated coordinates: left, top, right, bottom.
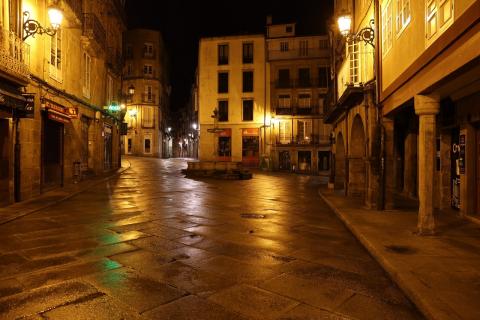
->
0, 0, 125, 206
198, 35, 269, 166
122, 29, 169, 158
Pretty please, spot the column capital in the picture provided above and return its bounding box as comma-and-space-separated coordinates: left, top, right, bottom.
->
414, 95, 440, 116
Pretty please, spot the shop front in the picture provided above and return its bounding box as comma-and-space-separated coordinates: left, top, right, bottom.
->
242, 128, 259, 167
41, 99, 71, 190
217, 128, 231, 161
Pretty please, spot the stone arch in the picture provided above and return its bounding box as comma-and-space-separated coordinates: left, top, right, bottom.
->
349, 114, 366, 197
335, 132, 346, 190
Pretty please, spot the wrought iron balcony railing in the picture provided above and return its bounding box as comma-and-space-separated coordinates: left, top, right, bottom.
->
141, 94, 156, 104
83, 13, 106, 50
274, 104, 323, 116
0, 27, 30, 81
106, 47, 122, 74
275, 134, 330, 146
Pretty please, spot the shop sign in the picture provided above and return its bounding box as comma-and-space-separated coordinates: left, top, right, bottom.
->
68, 107, 79, 119
218, 128, 231, 137
23, 94, 35, 118
242, 128, 259, 136
43, 99, 71, 123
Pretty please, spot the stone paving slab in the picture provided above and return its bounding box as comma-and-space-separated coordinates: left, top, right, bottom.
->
319, 188, 480, 320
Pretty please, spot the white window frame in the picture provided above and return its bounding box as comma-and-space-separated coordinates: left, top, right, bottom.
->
396, 0, 411, 36
82, 52, 91, 98
298, 94, 311, 108
49, 29, 62, 82
142, 106, 154, 128
278, 120, 292, 144
143, 64, 153, 76
278, 94, 291, 108
144, 43, 154, 57
297, 120, 312, 142
145, 85, 153, 102
426, 0, 454, 43
382, 0, 393, 56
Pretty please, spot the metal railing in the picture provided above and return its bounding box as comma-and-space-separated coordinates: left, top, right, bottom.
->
106, 47, 122, 74
274, 78, 329, 89
274, 104, 323, 116
268, 48, 329, 60
83, 13, 106, 50
275, 134, 330, 146
141, 94, 156, 103
0, 27, 30, 80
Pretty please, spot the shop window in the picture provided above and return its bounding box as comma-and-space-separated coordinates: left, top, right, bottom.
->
218, 137, 231, 157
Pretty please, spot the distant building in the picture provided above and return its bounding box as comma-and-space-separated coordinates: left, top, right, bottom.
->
123, 29, 169, 158
267, 21, 332, 177
198, 35, 267, 167
0, 0, 126, 206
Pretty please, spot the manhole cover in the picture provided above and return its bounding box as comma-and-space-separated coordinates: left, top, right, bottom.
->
385, 245, 417, 254
241, 213, 267, 219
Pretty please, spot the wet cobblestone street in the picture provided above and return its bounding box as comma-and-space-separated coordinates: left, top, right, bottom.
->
0, 157, 423, 319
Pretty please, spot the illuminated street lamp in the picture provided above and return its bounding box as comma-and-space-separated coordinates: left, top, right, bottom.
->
23, 5, 63, 40
192, 123, 197, 130
337, 13, 375, 47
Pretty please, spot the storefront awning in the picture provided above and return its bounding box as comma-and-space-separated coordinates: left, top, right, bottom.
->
0, 87, 26, 110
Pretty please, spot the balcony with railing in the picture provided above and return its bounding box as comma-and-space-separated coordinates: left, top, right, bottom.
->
82, 13, 106, 51
274, 78, 330, 90
268, 47, 329, 60
275, 134, 330, 146
0, 27, 30, 83
106, 47, 122, 75
142, 94, 156, 104
336, 47, 374, 105
274, 104, 323, 116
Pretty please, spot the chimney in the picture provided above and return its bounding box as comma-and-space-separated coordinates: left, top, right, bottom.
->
266, 15, 272, 25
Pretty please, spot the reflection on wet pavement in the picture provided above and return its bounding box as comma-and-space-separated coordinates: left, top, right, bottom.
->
0, 157, 424, 319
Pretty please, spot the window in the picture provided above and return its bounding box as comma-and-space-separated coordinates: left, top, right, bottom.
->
280, 41, 289, 52
143, 64, 153, 76
126, 45, 133, 58
382, 0, 393, 55
144, 43, 154, 57
218, 137, 231, 157
319, 39, 328, 49
426, 0, 454, 40
286, 26, 293, 33
242, 71, 254, 92
142, 106, 154, 127
299, 40, 308, 56
144, 139, 151, 154
145, 85, 153, 102
218, 100, 228, 122
242, 100, 254, 121
127, 64, 132, 76
218, 44, 229, 65
279, 121, 292, 144
82, 52, 91, 98
297, 120, 312, 142
298, 94, 311, 108
347, 41, 359, 84
278, 95, 291, 108
218, 72, 228, 93
278, 69, 290, 87
298, 68, 311, 87
318, 151, 331, 171
49, 29, 62, 81
396, 0, 411, 34
318, 66, 329, 88
243, 43, 253, 63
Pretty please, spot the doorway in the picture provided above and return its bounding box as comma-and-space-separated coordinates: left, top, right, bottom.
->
242, 135, 259, 167
335, 133, 346, 190
278, 151, 290, 170
349, 115, 366, 198
0, 119, 10, 206
43, 118, 64, 189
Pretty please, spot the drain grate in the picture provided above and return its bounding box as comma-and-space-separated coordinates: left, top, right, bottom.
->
241, 213, 267, 219
384, 245, 417, 254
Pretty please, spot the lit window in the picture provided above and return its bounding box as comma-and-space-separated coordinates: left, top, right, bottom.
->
382, 0, 393, 55
49, 29, 62, 81
280, 41, 289, 52
142, 106, 154, 127
279, 121, 292, 144
396, 0, 411, 34
426, 0, 454, 41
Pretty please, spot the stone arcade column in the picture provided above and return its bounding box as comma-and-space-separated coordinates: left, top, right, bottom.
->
414, 95, 440, 234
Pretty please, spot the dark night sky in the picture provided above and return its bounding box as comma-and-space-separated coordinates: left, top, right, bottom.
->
125, 0, 334, 116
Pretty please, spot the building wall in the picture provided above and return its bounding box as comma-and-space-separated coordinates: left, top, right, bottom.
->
123, 29, 168, 158
198, 35, 267, 164
0, 0, 125, 206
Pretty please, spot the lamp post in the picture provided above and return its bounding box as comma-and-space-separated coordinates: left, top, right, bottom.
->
23, 5, 63, 40
337, 14, 375, 47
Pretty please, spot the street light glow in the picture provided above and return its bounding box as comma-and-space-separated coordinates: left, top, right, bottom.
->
338, 14, 352, 36
47, 5, 63, 30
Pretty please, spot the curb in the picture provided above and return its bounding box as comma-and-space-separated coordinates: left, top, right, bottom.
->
317, 189, 437, 320
0, 160, 132, 226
